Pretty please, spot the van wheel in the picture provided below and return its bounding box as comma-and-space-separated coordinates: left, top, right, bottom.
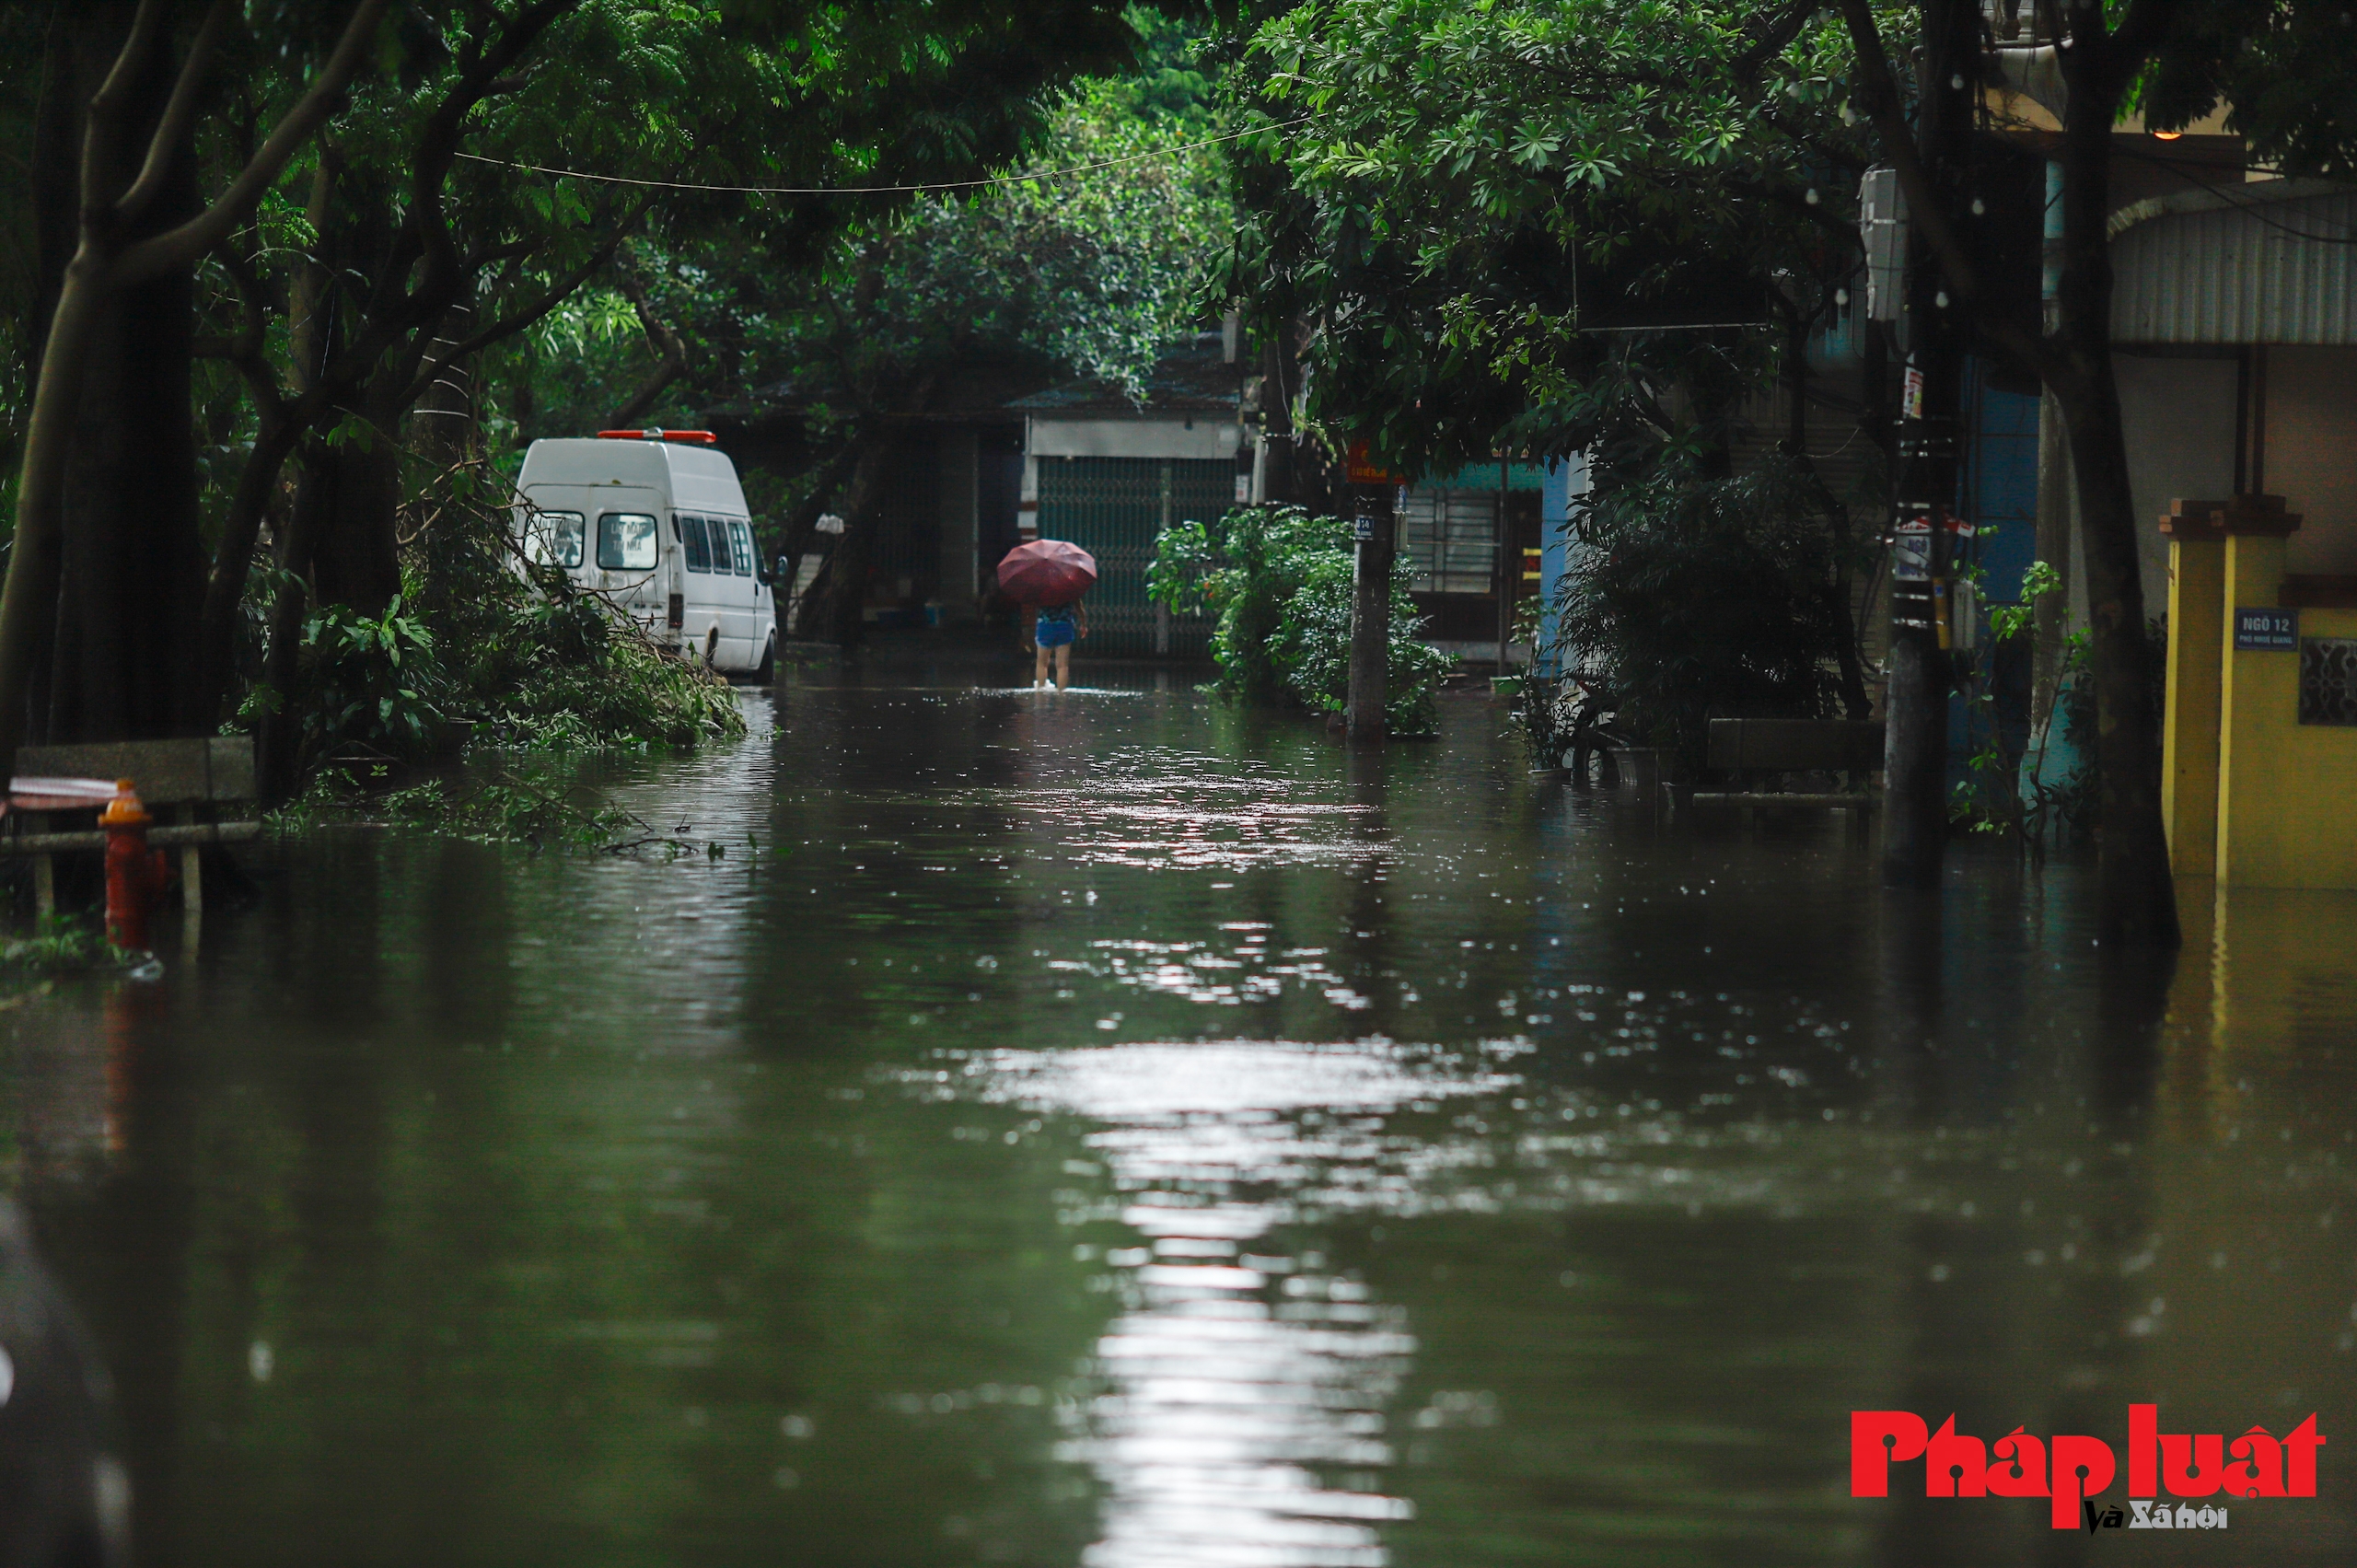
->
754, 633, 775, 682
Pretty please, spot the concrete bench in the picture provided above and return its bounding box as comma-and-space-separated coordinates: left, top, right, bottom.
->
1691, 719, 1883, 809
2, 737, 260, 918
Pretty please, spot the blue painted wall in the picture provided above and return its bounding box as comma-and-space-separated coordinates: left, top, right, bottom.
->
1537, 454, 1589, 677
1952, 367, 2044, 790
1965, 372, 2041, 603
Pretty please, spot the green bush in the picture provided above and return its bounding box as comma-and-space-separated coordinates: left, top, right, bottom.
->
237, 457, 746, 797
406, 459, 745, 752
1553, 452, 1868, 768
1147, 505, 1451, 733
298, 595, 443, 758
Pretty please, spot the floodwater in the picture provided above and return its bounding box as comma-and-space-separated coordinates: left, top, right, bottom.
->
6, 652, 2355, 1565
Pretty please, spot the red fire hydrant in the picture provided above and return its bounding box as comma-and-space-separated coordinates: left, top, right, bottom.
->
101, 779, 168, 951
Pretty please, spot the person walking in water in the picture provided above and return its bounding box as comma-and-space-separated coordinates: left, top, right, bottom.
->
1032, 597, 1086, 691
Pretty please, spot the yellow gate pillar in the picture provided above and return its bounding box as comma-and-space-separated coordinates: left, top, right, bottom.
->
2159, 500, 2228, 877
2214, 495, 2302, 885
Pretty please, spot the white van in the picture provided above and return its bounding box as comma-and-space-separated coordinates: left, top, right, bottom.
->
512, 432, 777, 676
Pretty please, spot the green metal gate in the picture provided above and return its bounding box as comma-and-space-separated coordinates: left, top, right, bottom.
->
1035, 456, 1232, 657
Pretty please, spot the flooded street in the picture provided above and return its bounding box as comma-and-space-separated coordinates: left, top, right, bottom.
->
7, 656, 2355, 1565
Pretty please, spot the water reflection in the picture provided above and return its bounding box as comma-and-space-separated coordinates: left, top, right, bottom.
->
963, 1041, 1516, 1567
3, 662, 2354, 1565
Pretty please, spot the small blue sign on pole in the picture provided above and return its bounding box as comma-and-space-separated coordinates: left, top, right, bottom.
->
2234, 607, 2299, 651
1353, 515, 1377, 541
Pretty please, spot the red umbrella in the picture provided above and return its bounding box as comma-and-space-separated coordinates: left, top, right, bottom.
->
996, 538, 1097, 606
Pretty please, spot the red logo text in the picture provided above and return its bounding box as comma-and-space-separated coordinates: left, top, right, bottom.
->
1851, 1406, 2325, 1530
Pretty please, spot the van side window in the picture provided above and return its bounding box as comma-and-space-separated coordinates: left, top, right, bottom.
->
598, 513, 658, 571
710, 518, 739, 575
727, 519, 754, 576
679, 514, 712, 573
525, 511, 585, 569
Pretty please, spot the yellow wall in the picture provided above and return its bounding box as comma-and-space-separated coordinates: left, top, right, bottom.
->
2215, 533, 2357, 887
2162, 537, 2224, 877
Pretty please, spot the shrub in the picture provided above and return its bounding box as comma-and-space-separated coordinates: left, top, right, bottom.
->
1552, 452, 1869, 768
297, 594, 445, 761
403, 459, 745, 752
237, 456, 746, 794
1147, 505, 1451, 733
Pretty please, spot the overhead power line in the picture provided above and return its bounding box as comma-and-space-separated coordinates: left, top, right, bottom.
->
451, 114, 1314, 198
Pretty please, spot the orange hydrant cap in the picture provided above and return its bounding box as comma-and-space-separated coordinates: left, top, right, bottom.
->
100, 779, 150, 826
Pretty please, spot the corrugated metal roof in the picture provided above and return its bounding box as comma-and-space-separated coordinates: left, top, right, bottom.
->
2111, 179, 2357, 344
1006, 340, 1239, 414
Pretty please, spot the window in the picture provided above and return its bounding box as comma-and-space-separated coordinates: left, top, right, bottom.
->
598, 513, 658, 571
679, 514, 712, 573
1397, 490, 1499, 595
523, 510, 585, 568
706, 516, 736, 575
726, 518, 754, 576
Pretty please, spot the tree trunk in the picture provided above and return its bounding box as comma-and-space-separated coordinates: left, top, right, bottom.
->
1258, 332, 1297, 505
303, 377, 406, 617
25, 4, 206, 747
609, 256, 688, 428
191, 412, 305, 731
817, 439, 895, 647
2050, 41, 2179, 948
768, 444, 864, 632
28, 8, 81, 376
186, 178, 345, 730
2029, 388, 2074, 734
23, 11, 84, 749
409, 296, 480, 477
255, 438, 341, 803
1881, 0, 1975, 888
1345, 486, 1392, 739
1787, 315, 1874, 722
0, 0, 389, 779
52, 95, 204, 744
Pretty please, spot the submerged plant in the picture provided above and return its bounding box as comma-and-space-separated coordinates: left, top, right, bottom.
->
0, 915, 132, 975
1954, 575, 2151, 854
277, 754, 736, 859
401, 457, 746, 753
299, 595, 445, 760
236, 453, 746, 797
1554, 451, 1872, 770
1148, 505, 1450, 734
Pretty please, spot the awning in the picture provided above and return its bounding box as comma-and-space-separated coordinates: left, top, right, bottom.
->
2110, 178, 2357, 344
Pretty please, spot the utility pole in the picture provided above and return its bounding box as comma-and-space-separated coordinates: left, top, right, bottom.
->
1346, 477, 1393, 739
1258, 334, 1296, 505
1882, 0, 1980, 887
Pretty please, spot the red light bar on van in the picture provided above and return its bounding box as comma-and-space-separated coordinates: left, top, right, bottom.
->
595, 429, 718, 445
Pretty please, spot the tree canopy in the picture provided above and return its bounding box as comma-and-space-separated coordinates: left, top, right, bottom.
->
0, 0, 1194, 784
485, 21, 1234, 640
1222, 0, 1899, 474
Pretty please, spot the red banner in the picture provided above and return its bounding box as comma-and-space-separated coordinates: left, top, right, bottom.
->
1344, 439, 1399, 486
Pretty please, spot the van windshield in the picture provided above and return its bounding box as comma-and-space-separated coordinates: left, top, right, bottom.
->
598, 513, 658, 571
522, 510, 585, 568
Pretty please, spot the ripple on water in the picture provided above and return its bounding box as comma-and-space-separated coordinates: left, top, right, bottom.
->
940, 1039, 1511, 1567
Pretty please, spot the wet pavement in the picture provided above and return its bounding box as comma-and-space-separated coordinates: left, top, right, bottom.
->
6, 649, 2355, 1565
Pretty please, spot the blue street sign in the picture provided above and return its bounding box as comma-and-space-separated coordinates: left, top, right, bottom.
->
2235, 608, 2298, 651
